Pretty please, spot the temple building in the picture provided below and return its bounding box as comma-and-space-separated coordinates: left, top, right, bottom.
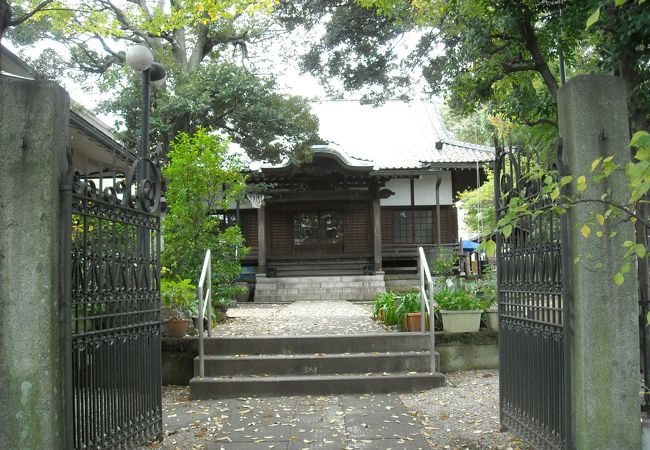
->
234, 100, 493, 301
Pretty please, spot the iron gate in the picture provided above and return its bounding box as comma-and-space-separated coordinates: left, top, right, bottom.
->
494, 141, 571, 449
62, 149, 163, 449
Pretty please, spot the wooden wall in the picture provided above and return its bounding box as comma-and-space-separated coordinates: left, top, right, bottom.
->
380, 205, 458, 245
263, 201, 371, 257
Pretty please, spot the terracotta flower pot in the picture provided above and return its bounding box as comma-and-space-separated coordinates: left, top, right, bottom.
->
405, 312, 430, 332
165, 319, 189, 338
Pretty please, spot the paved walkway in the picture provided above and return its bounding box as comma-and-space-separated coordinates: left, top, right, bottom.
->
212, 301, 387, 336
151, 302, 530, 449
141, 371, 530, 450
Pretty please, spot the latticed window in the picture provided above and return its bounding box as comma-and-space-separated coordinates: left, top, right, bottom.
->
293, 211, 343, 248
394, 209, 433, 243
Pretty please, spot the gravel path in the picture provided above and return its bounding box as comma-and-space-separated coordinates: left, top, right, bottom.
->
140, 371, 530, 450
213, 301, 387, 336
401, 370, 530, 449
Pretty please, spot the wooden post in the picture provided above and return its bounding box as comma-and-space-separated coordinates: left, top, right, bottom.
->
371, 196, 382, 273
257, 204, 266, 274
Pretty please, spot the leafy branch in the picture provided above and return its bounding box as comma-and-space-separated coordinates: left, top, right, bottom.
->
484, 130, 650, 287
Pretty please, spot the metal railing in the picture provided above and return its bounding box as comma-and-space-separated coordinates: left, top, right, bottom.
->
418, 246, 437, 372
197, 249, 212, 378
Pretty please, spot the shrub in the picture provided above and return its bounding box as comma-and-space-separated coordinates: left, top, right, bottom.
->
431, 247, 458, 276
161, 278, 195, 319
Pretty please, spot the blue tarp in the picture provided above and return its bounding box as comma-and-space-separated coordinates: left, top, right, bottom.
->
461, 240, 480, 252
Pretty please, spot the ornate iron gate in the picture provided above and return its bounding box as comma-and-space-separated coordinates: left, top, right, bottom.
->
494, 142, 571, 449
63, 150, 163, 449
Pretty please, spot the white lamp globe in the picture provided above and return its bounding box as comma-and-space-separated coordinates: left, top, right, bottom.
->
126, 45, 154, 72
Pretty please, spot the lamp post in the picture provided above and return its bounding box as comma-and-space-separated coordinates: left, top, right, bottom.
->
126, 45, 166, 258
125, 44, 166, 163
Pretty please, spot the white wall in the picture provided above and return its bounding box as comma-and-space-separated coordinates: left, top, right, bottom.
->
381, 172, 453, 206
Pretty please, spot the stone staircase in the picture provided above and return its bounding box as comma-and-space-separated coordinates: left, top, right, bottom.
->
384, 274, 420, 293
254, 274, 386, 302
189, 333, 445, 399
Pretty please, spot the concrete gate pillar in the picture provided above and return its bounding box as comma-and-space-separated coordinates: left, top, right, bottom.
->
558, 75, 641, 449
0, 77, 70, 449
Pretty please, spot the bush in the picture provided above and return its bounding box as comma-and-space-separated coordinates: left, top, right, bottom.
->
431, 247, 458, 276
162, 129, 250, 304
161, 278, 195, 319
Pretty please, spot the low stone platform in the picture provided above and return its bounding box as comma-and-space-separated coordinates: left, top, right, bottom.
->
254, 274, 386, 302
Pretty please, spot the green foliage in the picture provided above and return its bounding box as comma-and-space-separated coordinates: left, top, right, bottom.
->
457, 169, 496, 236
8, 0, 320, 162
434, 288, 486, 311
372, 291, 396, 318
279, 0, 649, 133
442, 105, 494, 147
468, 265, 497, 309
162, 128, 250, 301
161, 278, 195, 319
394, 290, 421, 324
382, 295, 401, 327
373, 291, 421, 326
430, 247, 458, 276
482, 131, 650, 287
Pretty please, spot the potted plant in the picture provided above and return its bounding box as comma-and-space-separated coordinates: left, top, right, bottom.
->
434, 287, 485, 333
373, 291, 396, 321
484, 302, 499, 331
470, 265, 498, 331
380, 293, 401, 328
396, 291, 429, 332
161, 278, 195, 338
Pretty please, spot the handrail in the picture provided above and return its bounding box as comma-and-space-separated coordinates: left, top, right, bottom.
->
197, 249, 212, 378
418, 247, 437, 372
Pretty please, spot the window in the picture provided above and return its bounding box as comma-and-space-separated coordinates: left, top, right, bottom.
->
394, 209, 433, 244
293, 211, 344, 253
215, 212, 237, 231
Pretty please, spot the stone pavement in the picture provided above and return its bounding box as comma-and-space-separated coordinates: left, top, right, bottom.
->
212, 301, 388, 337
143, 387, 430, 450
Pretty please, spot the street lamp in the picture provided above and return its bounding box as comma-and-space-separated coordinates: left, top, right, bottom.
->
125, 44, 166, 161
126, 44, 166, 259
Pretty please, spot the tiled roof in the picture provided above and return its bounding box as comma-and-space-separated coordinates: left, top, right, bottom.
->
310, 100, 494, 170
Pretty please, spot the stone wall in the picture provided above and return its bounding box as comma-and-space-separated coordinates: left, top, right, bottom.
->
254, 274, 386, 302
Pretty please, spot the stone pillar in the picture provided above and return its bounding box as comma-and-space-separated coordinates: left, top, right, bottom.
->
371, 196, 382, 273
558, 75, 640, 449
0, 78, 70, 449
257, 204, 266, 274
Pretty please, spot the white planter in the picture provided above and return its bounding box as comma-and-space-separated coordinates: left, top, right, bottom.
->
440, 310, 482, 333
485, 311, 499, 331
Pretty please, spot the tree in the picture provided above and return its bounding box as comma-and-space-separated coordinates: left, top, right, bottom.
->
7, 0, 321, 162
457, 169, 495, 237
162, 128, 249, 300
277, 0, 649, 132
1, 0, 57, 40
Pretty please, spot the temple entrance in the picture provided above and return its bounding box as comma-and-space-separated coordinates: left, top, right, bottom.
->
293, 210, 344, 255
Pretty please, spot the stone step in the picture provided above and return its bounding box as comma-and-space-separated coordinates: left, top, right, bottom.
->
254, 294, 380, 301
202, 333, 432, 355
189, 372, 446, 399
194, 351, 438, 377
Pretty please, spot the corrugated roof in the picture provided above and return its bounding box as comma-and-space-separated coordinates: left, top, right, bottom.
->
311, 100, 494, 170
